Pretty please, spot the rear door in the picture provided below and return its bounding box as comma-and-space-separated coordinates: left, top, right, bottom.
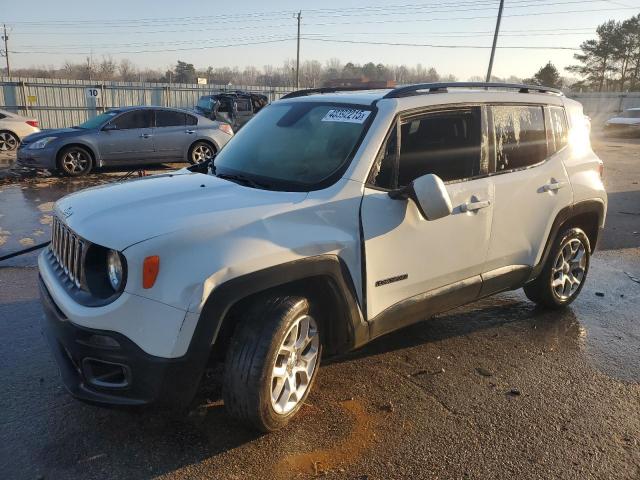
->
361, 106, 494, 329
99, 109, 154, 163
482, 104, 572, 290
153, 109, 189, 161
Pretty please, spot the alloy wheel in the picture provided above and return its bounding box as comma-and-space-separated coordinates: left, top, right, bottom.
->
270, 314, 320, 415
61, 150, 90, 175
192, 144, 213, 164
551, 238, 587, 300
0, 132, 18, 151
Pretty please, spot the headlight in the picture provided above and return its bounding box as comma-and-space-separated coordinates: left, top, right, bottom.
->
27, 136, 57, 149
107, 250, 124, 291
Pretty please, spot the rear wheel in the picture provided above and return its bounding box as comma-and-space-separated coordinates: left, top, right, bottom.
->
189, 141, 215, 165
0, 131, 19, 151
223, 296, 321, 432
57, 146, 93, 176
524, 227, 591, 308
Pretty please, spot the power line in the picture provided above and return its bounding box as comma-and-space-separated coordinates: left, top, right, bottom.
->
301, 37, 581, 50
9, 37, 296, 55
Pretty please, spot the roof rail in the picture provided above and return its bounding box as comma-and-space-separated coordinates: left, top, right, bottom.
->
384, 82, 563, 98
280, 86, 381, 99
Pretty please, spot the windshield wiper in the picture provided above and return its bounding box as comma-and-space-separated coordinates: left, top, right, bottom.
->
216, 172, 273, 190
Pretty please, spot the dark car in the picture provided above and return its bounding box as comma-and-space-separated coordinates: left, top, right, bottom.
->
194, 91, 268, 131
17, 106, 233, 176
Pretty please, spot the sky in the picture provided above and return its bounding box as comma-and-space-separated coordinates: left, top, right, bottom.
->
1, 0, 639, 80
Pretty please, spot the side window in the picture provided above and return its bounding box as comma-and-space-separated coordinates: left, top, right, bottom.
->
548, 106, 569, 154
492, 105, 547, 171
237, 99, 251, 112
397, 108, 482, 186
0, 113, 6, 119
186, 114, 198, 126
369, 125, 398, 189
112, 110, 153, 130
155, 110, 186, 127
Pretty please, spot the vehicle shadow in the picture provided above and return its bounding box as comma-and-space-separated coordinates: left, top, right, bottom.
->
328, 293, 582, 365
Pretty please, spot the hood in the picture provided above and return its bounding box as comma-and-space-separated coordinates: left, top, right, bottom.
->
54, 171, 308, 251
605, 117, 640, 125
23, 127, 87, 142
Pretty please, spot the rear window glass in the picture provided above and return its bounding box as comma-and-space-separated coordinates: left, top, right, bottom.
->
493, 106, 547, 171
156, 110, 186, 127
549, 106, 569, 154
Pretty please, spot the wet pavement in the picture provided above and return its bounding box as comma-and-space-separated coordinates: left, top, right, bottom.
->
0, 136, 639, 479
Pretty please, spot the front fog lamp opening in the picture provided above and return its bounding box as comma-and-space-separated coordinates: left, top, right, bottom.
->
107, 250, 124, 291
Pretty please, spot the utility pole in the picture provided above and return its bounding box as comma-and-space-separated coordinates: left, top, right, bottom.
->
295, 11, 301, 89
2, 24, 10, 77
485, 0, 504, 83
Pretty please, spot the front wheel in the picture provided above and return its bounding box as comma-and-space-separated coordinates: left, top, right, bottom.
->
57, 146, 93, 176
524, 227, 591, 308
223, 296, 321, 432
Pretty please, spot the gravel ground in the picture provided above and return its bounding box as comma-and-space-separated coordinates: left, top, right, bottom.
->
0, 134, 639, 479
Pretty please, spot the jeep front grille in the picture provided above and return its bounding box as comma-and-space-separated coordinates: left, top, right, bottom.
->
50, 216, 85, 288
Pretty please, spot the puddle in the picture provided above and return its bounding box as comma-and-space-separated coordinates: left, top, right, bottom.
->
273, 398, 377, 477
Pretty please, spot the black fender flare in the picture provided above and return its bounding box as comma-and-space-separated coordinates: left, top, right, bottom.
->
180, 255, 367, 393
528, 199, 605, 281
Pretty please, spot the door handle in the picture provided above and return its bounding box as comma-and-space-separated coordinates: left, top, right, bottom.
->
543, 181, 567, 192
461, 199, 491, 212
185, 130, 196, 134
139, 133, 152, 139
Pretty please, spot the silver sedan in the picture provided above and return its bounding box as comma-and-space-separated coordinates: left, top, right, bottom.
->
17, 106, 233, 176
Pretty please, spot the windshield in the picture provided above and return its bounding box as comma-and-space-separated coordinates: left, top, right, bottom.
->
213, 102, 373, 190
77, 111, 119, 129
197, 97, 215, 112
621, 110, 640, 118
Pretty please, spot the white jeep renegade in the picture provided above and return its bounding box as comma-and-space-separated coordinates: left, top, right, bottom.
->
40, 83, 607, 431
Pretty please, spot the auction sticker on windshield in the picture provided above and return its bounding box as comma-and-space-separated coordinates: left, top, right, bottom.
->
322, 108, 371, 124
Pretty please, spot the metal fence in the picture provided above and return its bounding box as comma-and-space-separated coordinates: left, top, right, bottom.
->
0, 76, 294, 129
567, 92, 640, 125
2, 76, 639, 129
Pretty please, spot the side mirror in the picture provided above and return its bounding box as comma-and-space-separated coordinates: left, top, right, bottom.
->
389, 174, 452, 221
102, 123, 117, 131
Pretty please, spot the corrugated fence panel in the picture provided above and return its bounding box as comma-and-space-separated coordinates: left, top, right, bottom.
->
0, 76, 293, 129
568, 92, 640, 125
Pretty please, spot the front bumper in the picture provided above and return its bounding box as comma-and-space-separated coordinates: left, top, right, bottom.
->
16, 145, 57, 169
40, 276, 204, 407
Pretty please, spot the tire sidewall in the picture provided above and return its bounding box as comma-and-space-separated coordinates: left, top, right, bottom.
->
545, 227, 591, 307
189, 141, 215, 165
57, 146, 93, 176
256, 299, 322, 431
0, 131, 20, 151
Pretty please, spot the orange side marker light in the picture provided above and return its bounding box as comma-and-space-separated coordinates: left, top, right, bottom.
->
143, 256, 160, 289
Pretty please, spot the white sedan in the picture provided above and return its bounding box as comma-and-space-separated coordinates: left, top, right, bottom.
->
604, 108, 640, 135
0, 109, 40, 151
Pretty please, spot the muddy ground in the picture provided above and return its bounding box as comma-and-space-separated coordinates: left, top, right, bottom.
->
0, 136, 639, 479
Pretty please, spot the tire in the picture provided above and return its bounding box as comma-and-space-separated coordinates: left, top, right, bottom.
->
223, 296, 322, 432
524, 227, 591, 309
189, 141, 216, 165
0, 131, 19, 151
57, 145, 93, 176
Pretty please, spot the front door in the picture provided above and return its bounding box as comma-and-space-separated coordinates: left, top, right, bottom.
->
235, 97, 253, 129
361, 106, 494, 330
99, 109, 154, 163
